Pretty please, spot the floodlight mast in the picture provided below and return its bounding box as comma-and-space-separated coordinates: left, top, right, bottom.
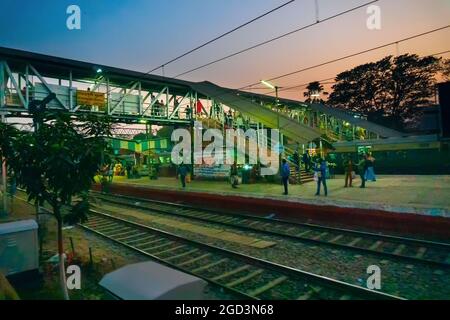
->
261, 80, 282, 174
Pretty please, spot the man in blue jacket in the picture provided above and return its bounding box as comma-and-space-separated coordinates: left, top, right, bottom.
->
314, 158, 328, 196
281, 159, 290, 195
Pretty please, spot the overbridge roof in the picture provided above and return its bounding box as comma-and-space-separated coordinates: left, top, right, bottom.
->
0, 46, 193, 96
240, 92, 404, 138
0, 46, 403, 139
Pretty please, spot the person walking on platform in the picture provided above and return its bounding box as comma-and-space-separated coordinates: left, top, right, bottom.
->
178, 164, 189, 189
358, 155, 369, 188
314, 158, 328, 196
344, 157, 354, 188
230, 162, 239, 188
302, 152, 311, 172
281, 159, 290, 195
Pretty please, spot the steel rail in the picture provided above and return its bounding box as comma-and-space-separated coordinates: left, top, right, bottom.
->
91, 191, 450, 269
81, 208, 403, 300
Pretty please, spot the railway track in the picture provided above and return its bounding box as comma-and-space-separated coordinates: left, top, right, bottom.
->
91, 191, 450, 269
80, 209, 402, 300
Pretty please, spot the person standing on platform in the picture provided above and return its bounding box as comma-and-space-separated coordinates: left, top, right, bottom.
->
344, 156, 354, 188
230, 162, 239, 189
108, 163, 114, 183
302, 152, 311, 171
126, 163, 132, 179
358, 154, 369, 188
178, 164, 189, 189
314, 158, 328, 196
281, 159, 290, 195
365, 153, 377, 182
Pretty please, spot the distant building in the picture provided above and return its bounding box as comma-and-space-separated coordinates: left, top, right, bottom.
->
404, 105, 441, 135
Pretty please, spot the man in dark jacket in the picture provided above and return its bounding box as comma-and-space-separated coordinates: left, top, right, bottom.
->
230, 162, 239, 188
302, 152, 311, 171
281, 159, 290, 195
358, 155, 369, 188
343, 157, 354, 188
126, 163, 132, 179
178, 164, 189, 188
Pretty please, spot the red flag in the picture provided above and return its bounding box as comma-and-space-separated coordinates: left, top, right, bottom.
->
196, 100, 204, 114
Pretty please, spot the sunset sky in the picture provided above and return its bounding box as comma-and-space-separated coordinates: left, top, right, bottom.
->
0, 0, 449, 100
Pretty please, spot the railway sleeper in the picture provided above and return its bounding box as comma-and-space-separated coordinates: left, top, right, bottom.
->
165, 249, 199, 262
246, 276, 288, 297
226, 269, 265, 288
191, 258, 229, 273
211, 265, 251, 281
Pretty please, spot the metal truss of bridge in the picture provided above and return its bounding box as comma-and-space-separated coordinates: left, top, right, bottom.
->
0, 47, 403, 145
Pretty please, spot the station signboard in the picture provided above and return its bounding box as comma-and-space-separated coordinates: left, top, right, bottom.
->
194, 165, 231, 178
358, 145, 372, 155
76, 90, 105, 108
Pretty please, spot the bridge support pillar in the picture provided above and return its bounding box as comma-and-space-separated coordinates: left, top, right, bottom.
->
1, 112, 7, 216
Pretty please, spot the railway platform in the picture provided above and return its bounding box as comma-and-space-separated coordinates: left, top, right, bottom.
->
93, 175, 450, 241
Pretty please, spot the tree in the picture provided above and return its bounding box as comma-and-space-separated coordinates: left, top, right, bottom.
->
155, 126, 175, 139
0, 122, 19, 160
0, 122, 19, 215
303, 81, 328, 103
442, 59, 450, 81
5, 112, 111, 300
328, 54, 441, 130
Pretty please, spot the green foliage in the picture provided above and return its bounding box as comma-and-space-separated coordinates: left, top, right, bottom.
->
5, 113, 111, 223
64, 193, 90, 225
155, 126, 174, 139
328, 54, 441, 130
442, 59, 450, 81
303, 81, 327, 104
132, 133, 151, 141
0, 122, 19, 161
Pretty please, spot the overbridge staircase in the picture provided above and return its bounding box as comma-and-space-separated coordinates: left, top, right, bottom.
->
200, 106, 316, 184
190, 81, 322, 144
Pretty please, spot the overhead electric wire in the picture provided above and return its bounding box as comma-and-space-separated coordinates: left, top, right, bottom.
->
146, 0, 296, 74
431, 49, 450, 57
239, 25, 450, 95
241, 25, 450, 89
279, 78, 336, 92
174, 0, 380, 78
196, 46, 449, 106
260, 48, 450, 96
